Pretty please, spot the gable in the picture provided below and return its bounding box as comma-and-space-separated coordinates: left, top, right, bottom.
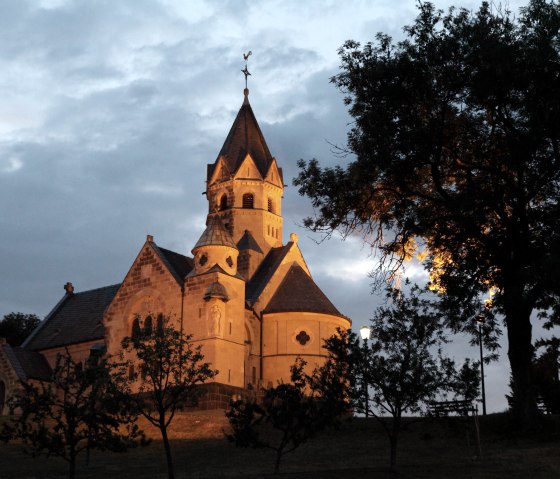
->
264, 159, 284, 188
208, 156, 231, 185
233, 153, 263, 180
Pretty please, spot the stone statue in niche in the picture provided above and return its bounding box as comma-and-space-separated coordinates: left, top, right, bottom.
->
210, 304, 222, 336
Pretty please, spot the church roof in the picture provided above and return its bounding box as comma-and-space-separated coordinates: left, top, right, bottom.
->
263, 263, 343, 317
209, 92, 274, 179
24, 284, 120, 351
237, 230, 263, 253
193, 215, 237, 250
246, 244, 292, 304
2, 343, 52, 381
154, 245, 194, 282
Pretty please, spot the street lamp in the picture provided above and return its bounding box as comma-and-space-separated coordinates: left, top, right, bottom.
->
359, 325, 371, 418
475, 314, 487, 416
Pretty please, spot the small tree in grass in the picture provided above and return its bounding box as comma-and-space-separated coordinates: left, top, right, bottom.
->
226, 357, 348, 473
328, 285, 476, 471
0, 352, 145, 479
120, 314, 216, 479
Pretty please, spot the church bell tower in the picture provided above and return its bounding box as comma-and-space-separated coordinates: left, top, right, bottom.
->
205, 88, 284, 273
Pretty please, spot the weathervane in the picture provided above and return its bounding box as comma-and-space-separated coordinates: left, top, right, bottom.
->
242, 51, 252, 89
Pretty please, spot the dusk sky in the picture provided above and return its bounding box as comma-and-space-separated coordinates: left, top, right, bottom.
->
1, 0, 530, 412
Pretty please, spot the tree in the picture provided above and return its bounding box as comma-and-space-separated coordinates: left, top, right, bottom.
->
295, 0, 560, 427
0, 352, 145, 479
119, 314, 216, 479
531, 337, 560, 414
327, 285, 473, 471
226, 358, 347, 473
0, 312, 40, 346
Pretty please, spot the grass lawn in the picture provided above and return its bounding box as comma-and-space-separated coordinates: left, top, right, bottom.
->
1, 411, 559, 478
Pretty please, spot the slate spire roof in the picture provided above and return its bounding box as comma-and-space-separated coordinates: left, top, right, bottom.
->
193, 214, 237, 250
210, 90, 274, 179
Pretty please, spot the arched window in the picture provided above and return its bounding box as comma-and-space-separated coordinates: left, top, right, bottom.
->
132, 317, 141, 339
267, 198, 274, 213
242, 193, 254, 209
156, 314, 165, 335
144, 315, 153, 335
219, 194, 228, 211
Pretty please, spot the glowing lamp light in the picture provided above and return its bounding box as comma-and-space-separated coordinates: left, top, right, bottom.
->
360, 325, 371, 341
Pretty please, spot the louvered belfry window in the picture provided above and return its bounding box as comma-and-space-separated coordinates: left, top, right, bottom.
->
219, 194, 228, 211
242, 193, 254, 209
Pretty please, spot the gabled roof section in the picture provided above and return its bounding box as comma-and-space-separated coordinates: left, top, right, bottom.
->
153, 244, 194, 283
193, 214, 237, 250
246, 244, 292, 304
24, 284, 120, 351
2, 344, 52, 381
237, 230, 263, 253
208, 92, 274, 181
264, 158, 284, 187
263, 263, 343, 317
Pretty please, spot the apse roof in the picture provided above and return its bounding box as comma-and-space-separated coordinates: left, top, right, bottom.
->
209, 91, 274, 180
263, 263, 343, 317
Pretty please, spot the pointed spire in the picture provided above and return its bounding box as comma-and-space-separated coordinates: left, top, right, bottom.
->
210, 93, 273, 180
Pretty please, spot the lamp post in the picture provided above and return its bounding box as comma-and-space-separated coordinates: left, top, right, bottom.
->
359, 325, 371, 418
475, 315, 487, 416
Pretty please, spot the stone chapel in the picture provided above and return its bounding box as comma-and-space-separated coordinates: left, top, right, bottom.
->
0, 88, 351, 411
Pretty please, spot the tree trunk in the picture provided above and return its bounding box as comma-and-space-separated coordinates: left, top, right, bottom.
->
68, 448, 76, 479
504, 291, 540, 429
389, 416, 400, 472
160, 423, 175, 479
274, 449, 282, 473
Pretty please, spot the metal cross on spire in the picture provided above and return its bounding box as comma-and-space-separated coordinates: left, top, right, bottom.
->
242, 51, 252, 90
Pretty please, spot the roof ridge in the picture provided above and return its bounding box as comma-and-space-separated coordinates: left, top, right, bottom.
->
71, 283, 122, 295
246, 244, 292, 304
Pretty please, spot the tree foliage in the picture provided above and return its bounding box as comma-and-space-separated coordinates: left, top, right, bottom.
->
295, 0, 560, 427
226, 358, 347, 472
119, 314, 216, 479
532, 337, 560, 414
0, 352, 145, 479
0, 312, 40, 346
326, 285, 478, 470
